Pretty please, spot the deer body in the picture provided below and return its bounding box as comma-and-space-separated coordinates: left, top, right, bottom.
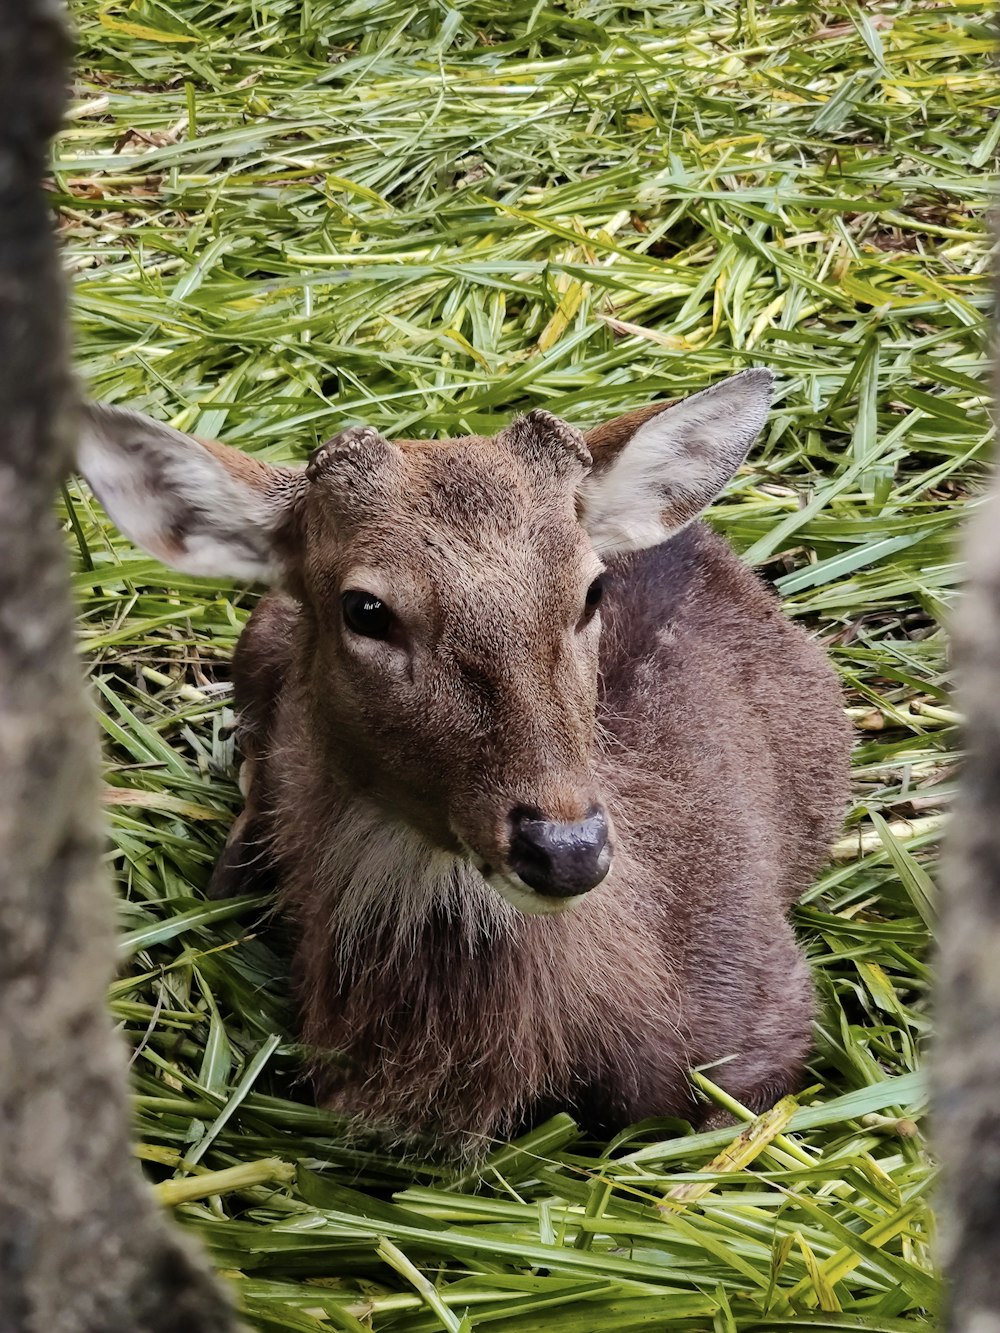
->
80, 372, 850, 1153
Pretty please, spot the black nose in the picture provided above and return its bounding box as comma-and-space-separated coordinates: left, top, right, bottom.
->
508, 806, 611, 898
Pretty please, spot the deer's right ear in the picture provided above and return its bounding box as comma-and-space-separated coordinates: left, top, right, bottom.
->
77, 404, 304, 582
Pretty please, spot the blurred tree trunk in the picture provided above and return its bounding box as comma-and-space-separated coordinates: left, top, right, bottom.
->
0, 4, 244, 1330
936, 347, 1000, 1318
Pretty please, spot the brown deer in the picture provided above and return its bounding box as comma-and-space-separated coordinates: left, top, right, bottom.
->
79, 369, 850, 1155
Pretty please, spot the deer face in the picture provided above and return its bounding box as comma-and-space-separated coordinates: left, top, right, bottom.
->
289, 416, 608, 911
79, 371, 772, 913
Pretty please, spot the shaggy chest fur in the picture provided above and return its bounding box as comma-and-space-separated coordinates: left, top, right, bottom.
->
273, 781, 693, 1151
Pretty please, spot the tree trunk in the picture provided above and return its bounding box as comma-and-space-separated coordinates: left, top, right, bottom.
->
0, 4, 245, 1330
935, 359, 1000, 1319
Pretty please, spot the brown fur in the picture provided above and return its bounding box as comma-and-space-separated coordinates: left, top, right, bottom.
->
79, 384, 850, 1157
214, 433, 850, 1154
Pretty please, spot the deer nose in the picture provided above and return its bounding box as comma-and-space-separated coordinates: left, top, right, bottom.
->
507, 806, 612, 898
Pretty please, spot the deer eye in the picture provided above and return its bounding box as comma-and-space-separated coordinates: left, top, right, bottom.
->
342, 590, 394, 640
580, 576, 604, 626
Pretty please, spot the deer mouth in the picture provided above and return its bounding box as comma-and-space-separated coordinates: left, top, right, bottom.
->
452, 832, 592, 916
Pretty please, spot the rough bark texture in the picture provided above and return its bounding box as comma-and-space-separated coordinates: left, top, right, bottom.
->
936, 314, 1000, 1321
0, 5, 245, 1331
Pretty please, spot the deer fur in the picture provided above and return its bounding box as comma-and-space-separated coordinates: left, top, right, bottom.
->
78, 371, 850, 1156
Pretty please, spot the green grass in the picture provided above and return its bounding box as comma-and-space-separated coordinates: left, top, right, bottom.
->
59, 2, 992, 1328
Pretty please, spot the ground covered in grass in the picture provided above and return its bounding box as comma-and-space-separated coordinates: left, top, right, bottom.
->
60, 2, 993, 1328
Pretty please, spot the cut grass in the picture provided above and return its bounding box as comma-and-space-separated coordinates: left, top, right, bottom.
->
59, 2, 992, 1328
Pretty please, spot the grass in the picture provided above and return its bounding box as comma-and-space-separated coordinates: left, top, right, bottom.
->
57, 1, 993, 1328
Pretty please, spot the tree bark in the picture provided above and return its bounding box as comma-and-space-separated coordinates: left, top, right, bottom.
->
935, 336, 1000, 1320
0, 4, 245, 1330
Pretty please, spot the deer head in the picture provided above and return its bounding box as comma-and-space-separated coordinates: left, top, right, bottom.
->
79, 370, 772, 914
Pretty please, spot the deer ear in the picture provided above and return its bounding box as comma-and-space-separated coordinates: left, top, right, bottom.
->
580, 369, 773, 556
77, 404, 304, 581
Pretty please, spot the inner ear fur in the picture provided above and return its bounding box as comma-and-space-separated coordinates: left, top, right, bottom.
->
577, 369, 774, 557
77, 402, 304, 581
583, 399, 677, 473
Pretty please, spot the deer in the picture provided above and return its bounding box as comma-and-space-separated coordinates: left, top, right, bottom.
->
78, 369, 851, 1156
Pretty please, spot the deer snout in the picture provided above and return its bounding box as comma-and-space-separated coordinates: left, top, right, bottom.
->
507, 805, 612, 898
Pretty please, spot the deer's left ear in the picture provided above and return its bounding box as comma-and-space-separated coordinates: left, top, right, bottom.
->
580, 369, 773, 556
